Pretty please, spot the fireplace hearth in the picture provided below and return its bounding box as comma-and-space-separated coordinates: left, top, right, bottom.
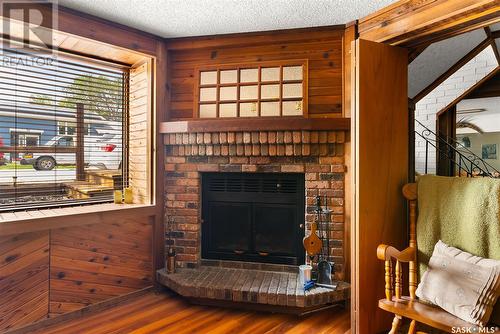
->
201, 172, 305, 265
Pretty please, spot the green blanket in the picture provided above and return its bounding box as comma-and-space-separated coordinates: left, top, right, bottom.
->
417, 175, 500, 279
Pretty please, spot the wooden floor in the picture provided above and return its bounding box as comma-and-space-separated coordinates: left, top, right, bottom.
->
27, 291, 351, 334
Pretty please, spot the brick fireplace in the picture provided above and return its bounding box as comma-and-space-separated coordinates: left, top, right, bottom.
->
164, 128, 347, 279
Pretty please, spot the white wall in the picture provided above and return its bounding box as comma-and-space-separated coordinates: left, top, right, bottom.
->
457, 132, 500, 172
457, 97, 500, 133
414, 46, 498, 175
455, 97, 500, 174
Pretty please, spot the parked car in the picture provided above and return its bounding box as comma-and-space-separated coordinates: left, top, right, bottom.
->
21, 130, 122, 171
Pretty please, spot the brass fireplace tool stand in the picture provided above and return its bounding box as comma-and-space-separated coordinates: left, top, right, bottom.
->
302, 195, 336, 290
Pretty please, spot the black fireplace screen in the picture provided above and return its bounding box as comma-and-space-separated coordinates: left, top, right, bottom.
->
201, 172, 305, 265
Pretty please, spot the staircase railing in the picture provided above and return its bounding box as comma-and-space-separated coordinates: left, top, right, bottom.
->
415, 119, 500, 178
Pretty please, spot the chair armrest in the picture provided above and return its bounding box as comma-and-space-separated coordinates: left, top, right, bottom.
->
377, 244, 418, 300
377, 244, 416, 262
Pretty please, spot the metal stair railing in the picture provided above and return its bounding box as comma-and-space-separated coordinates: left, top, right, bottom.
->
415, 119, 500, 178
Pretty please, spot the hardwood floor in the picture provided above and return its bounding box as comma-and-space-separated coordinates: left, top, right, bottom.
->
27, 291, 350, 334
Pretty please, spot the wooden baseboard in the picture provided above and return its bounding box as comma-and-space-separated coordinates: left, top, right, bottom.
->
6, 287, 155, 334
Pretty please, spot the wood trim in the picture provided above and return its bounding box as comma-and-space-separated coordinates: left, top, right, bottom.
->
358, 0, 500, 48
408, 44, 429, 64
302, 61, 309, 118
408, 99, 416, 183
413, 37, 492, 103
193, 60, 308, 119
160, 117, 350, 133
436, 105, 457, 176
342, 23, 357, 286
164, 25, 345, 51
0, 204, 156, 236
5, 287, 155, 334
343, 23, 357, 118
29, 3, 160, 56
485, 27, 500, 64
1, 5, 160, 65
153, 41, 168, 283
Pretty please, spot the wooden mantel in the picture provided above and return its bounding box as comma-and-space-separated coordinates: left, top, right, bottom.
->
160, 118, 350, 134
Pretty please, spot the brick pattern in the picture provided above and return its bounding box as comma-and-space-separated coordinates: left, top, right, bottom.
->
164, 130, 346, 157
157, 267, 349, 308
415, 47, 497, 174
164, 130, 347, 279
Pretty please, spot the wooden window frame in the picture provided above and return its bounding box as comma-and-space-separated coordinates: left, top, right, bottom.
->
194, 60, 308, 119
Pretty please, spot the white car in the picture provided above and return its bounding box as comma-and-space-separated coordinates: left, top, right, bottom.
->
21, 131, 122, 171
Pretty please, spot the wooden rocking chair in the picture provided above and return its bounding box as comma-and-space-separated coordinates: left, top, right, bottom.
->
376, 183, 477, 333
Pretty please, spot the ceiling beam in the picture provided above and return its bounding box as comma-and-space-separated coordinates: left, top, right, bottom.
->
408, 44, 429, 64
358, 0, 500, 48
467, 72, 500, 99
413, 37, 492, 103
484, 27, 500, 65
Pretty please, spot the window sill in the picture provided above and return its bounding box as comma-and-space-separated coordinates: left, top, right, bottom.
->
0, 203, 157, 236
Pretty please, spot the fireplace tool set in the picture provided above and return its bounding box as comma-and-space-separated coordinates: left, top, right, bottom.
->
301, 195, 337, 291
166, 216, 176, 274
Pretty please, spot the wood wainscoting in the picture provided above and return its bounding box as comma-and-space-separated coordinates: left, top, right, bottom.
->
0, 231, 50, 330
0, 206, 156, 332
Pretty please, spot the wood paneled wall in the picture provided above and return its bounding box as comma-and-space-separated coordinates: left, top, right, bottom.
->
166, 27, 345, 120
129, 61, 153, 204
49, 219, 153, 316
0, 215, 154, 332
0, 231, 49, 332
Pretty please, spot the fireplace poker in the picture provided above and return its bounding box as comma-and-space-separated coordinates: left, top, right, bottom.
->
317, 195, 333, 285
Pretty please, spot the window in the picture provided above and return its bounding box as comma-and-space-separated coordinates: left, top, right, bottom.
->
0, 47, 129, 211
56, 137, 74, 147
57, 121, 89, 136
197, 61, 307, 118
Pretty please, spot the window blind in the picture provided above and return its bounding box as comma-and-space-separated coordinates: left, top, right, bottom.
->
0, 46, 129, 211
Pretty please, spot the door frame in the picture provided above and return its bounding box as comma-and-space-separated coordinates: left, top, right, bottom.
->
436, 106, 457, 176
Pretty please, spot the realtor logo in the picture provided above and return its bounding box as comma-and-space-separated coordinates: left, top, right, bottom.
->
0, 0, 57, 55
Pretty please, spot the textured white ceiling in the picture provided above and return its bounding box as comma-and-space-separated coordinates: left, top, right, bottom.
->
57, 0, 397, 38
408, 28, 488, 98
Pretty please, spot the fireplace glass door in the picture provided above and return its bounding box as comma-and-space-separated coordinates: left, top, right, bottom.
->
202, 172, 305, 265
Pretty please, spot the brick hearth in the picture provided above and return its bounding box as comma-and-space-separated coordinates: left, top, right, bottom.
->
157, 267, 349, 312
164, 129, 347, 279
